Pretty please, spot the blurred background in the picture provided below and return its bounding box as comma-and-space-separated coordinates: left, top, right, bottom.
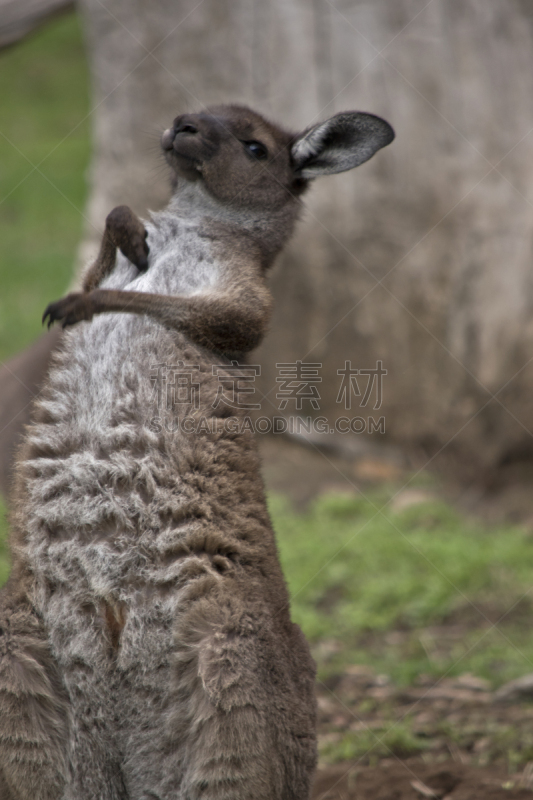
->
2, 1, 533, 794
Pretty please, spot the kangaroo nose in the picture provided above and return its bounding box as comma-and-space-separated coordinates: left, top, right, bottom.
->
161, 127, 176, 150
161, 120, 199, 150
176, 122, 198, 134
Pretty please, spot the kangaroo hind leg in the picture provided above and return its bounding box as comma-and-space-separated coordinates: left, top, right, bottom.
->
165, 593, 315, 800
0, 582, 68, 800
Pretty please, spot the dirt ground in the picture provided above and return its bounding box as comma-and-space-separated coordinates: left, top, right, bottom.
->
312, 760, 533, 800
259, 435, 533, 799
312, 667, 533, 799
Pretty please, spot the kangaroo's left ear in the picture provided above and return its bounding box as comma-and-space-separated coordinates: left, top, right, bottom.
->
291, 112, 394, 179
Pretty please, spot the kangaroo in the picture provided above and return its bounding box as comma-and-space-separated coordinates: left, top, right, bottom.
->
0, 105, 394, 800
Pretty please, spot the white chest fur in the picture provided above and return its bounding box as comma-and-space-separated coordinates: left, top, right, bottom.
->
100, 209, 222, 298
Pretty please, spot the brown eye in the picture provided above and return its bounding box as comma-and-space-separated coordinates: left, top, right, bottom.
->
244, 141, 268, 160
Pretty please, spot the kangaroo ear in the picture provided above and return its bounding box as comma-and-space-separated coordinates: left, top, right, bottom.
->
291, 112, 394, 179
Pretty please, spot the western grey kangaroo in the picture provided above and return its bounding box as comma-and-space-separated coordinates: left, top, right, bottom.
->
0, 105, 394, 800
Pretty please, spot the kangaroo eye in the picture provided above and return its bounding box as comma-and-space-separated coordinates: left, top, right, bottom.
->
244, 141, 268, 160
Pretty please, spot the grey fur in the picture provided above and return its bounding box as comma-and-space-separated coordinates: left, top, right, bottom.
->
1, 105, 393, 799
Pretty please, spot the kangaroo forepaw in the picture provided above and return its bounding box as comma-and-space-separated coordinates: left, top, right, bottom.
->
120, 232, 150, 272
106, 205, 150, 272
42, 293, 95, 329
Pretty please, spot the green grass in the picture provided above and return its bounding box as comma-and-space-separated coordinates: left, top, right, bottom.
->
319, 718, 428, 765
272, 492, 533, 686
0, 11, 91, 363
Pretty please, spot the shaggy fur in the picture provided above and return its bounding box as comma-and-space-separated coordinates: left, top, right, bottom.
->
0, 105, 393, 800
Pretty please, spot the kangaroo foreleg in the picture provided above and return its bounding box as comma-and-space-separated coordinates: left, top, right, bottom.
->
42, 286, 272, 353
82, 205, 149, 292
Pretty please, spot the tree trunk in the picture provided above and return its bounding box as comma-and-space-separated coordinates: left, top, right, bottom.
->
0, 0, 73, 49
4, 0, 533, 495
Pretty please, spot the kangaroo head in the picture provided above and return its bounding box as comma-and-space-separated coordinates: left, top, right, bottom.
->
161, 104, 394, 212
